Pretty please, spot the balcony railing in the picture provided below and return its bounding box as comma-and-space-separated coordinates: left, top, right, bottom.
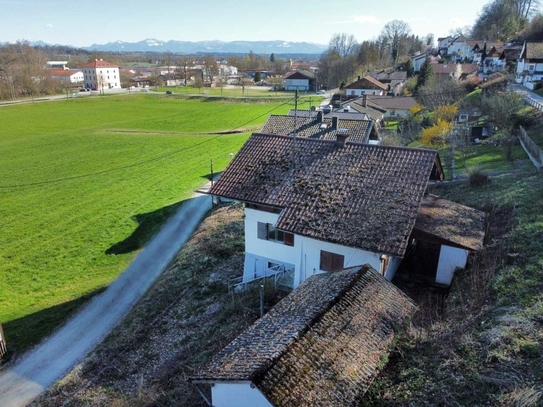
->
229, 265, 294, 293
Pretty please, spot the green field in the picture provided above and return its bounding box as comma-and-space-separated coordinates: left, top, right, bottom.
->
0, 94, 292, 351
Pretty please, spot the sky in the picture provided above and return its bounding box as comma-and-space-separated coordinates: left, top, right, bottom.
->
1, 0, 491, 48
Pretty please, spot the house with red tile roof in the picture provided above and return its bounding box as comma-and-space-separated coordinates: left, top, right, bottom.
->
344, 75, 387, 96
80, 59, 121, 90
208, 132, 445, 291
190, 265, 416, 407
46, 68, 84, 84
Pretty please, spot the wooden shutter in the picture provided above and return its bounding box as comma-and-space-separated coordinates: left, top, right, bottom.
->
284, 232, 294, 246
320, 250, 344, 271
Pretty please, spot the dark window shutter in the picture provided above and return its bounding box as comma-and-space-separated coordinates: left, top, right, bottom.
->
320, 250, 332, 271
332, 253, 345, 271
284, 233, 294, 246
257, 222, 267, 240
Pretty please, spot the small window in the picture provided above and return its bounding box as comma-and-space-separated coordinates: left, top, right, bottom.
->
320, 250, 345, 272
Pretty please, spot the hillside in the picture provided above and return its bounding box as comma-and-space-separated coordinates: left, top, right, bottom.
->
33, 169, 543, 406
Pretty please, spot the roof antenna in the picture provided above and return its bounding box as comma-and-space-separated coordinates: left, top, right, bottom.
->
292, 89, 298, 173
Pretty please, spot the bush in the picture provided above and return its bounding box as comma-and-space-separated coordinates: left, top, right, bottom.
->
468, 167, 490, 187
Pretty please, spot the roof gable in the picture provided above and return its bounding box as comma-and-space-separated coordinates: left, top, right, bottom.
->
285, 70, 315, 80
80, 59, 119, 69
191, 265, 416, 406
209, 133, 443, 256
345, 76, 387, 91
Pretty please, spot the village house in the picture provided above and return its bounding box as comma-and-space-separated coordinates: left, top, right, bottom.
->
366, 94, 418, 118
80, 59, 121, 90
46, 68, 84, 85
369, 70, 407, 95
515, 41, 543, 86
283, 70, 315, 91
432, 63, 479, 82
208, 132, 446, 290
190, 265, 416, 407
344, 75, 387, 96
339, 95, 387, 128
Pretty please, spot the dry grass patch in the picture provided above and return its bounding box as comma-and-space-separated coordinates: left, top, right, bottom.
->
35, 203, 262, 406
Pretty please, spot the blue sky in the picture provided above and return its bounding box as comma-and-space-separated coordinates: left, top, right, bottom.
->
1, 0, 491, 47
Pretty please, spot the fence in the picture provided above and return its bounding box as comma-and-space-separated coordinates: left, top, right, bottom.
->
519, 126, 543, 170
523, 95, 543, 112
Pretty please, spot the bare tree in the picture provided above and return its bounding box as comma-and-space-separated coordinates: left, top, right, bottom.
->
318, 33, 359, 89
178, 56, 192, 85
202, 55, 218, 85
380, 20, 412, 64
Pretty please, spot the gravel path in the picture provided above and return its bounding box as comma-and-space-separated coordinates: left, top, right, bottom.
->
0, 187, 214, 406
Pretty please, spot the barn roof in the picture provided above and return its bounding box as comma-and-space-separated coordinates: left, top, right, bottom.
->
190, 265, 416, 406
208, 133, 443, 257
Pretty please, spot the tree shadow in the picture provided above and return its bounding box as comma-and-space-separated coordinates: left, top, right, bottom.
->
201, 170, 223, 182
106, 200, 189, 255
3, 288, 105, 360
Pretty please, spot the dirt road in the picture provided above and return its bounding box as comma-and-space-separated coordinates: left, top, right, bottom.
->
0, 189, 214, 406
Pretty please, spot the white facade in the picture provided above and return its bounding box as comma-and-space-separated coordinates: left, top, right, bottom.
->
435, 245, 469, 286
243, 207, 401, 288
284, 78, 309, 91
412, 54, 427, 73
516, 58, 543, 83
82, 62, 121, 89
346, 88, 386, 97
50, 70, 84, 84
211, 382, 272, 407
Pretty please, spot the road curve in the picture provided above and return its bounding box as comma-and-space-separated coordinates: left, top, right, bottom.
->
0, 188, 214, 406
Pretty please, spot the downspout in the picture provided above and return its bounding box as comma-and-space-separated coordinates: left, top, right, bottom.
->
194, 383, 212, 406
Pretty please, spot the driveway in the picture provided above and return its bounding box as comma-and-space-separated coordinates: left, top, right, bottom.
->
0, 186, 214, 406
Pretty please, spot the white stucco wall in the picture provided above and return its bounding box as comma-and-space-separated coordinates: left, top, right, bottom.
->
346, 88, 385, 96
436, 245, 469, 286
285, 78, 309, 91
212, 382, 272, 407
83, 66, 121, 89
243, 207, 402, 288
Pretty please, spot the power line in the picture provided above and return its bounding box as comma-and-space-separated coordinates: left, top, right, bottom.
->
0, 97, 295, 190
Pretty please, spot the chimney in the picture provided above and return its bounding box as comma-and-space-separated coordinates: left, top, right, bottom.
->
336, 133, 349, 147
332, 116, 339, 129
358, 75, 361, 81
317, 110, 323, 122
362, 94, 367, 107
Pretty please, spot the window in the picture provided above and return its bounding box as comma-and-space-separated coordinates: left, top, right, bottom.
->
390, 110, 396, 116
257, 222, 294, 246
320, 250, 345, 271
529, 64, 535, 72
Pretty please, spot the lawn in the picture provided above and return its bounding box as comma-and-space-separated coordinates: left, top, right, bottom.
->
0, 94, 291, 352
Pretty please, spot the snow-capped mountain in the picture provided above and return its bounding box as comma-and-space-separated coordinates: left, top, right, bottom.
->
82, 39, 327, 54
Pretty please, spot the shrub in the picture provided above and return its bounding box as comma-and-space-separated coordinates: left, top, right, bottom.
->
468, 167, 490, 187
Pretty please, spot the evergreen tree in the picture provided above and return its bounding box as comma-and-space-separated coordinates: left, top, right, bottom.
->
254, 71, 262, 83
415, 58, 434, 92
270, 53, 275, 63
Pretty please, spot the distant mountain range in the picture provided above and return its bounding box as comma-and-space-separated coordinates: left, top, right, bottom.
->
74, 38, 327, 54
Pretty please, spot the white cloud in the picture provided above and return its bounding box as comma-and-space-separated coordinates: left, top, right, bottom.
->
353, 15, 382, 24
45, 23, 53, 29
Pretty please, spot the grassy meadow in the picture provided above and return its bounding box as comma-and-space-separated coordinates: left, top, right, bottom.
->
0, 93, 293, 352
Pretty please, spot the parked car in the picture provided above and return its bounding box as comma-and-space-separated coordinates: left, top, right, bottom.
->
316, 90, 326, 94
166, 90, 173, 95
91, 87, 98, 91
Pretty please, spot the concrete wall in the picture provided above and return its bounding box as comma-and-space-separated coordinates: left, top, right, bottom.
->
212, 382, 272, 407
436, 245, 469, 286
285, 78, 309, 91
243, 208, 402, 288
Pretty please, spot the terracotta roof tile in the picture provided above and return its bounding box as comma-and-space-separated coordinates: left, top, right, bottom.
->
261, 114, 372, 144
191, 265, 416, 406
525, 42, 543, 59
413, 195, 486, 251
80, 59, 119, 68
209, 133, 443, 256
345, 76, 387, 91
